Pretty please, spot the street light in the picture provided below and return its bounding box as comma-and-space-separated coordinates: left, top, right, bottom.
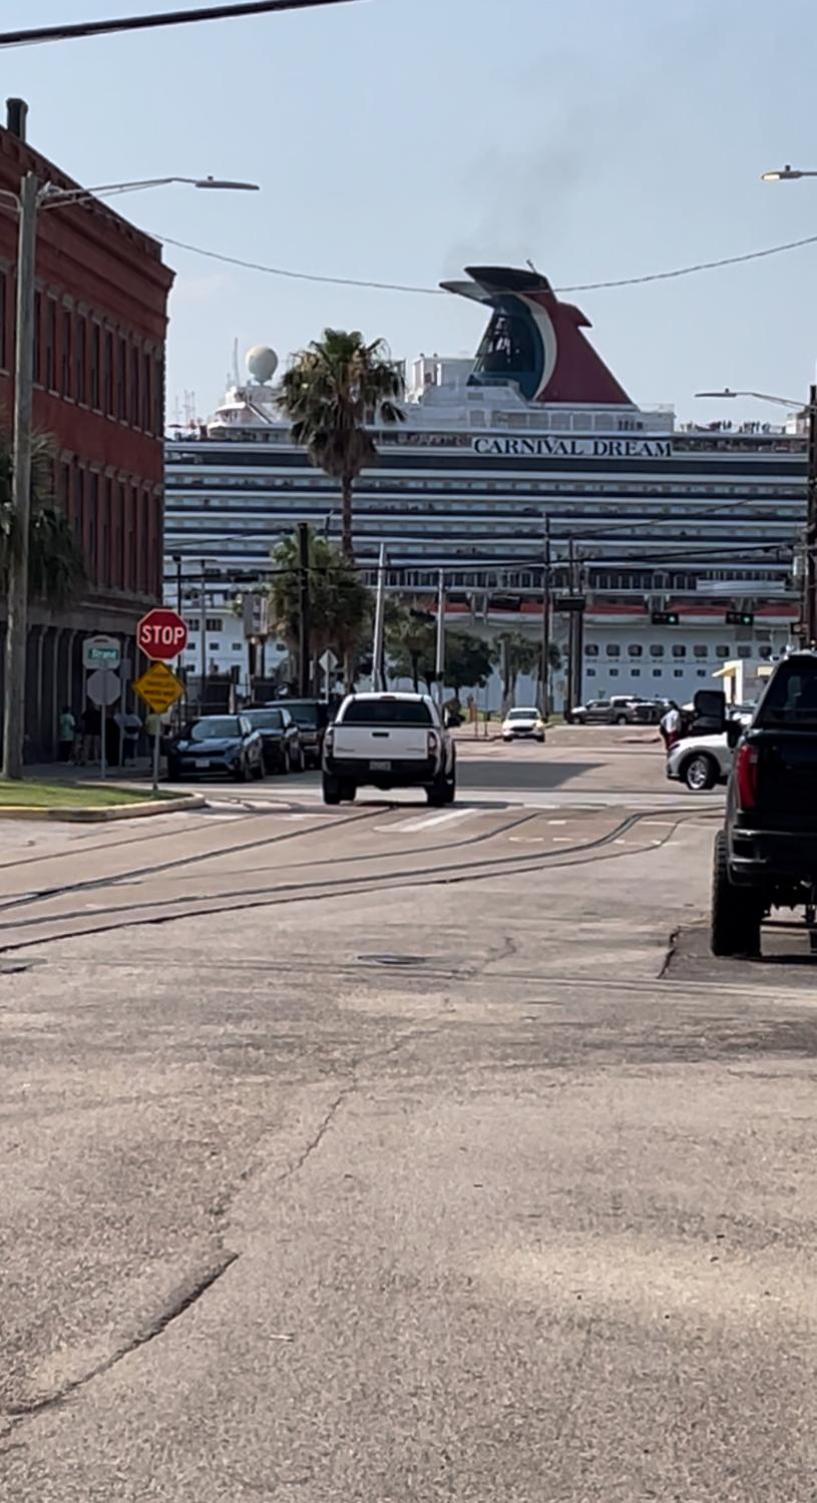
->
1, 170, 259, 780
695, 385, 817, 644
761, 165, 817, 182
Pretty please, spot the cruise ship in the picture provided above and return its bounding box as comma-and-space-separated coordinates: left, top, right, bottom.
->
164, 265, 804, 708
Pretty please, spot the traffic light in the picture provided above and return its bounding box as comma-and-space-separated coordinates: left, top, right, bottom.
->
725, 610, 754, 626
651, 611, 679, 625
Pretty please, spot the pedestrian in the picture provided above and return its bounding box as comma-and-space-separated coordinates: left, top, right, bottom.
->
57, 706, 76, 763
81, 703, 101, 764
659, 700, 682, 754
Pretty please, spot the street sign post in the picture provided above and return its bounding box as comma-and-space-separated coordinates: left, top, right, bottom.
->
83, 634, 121, 671
86, 668, 121, 781
137, 608, 189, 663
134, 662, 184, 791
319, 648, 338, 702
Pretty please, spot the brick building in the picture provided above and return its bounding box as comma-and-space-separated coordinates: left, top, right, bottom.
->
0, 99, 174, 759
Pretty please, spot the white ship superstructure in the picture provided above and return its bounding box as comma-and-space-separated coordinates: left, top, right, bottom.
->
165, 266, 803, 706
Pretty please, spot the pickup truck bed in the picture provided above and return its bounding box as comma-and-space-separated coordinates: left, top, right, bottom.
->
322, 692, 456, 806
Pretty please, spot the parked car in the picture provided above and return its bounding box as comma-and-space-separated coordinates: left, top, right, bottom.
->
243, 707, 304, 773
265, 698, 330, 768
709, 656, 817, 955
322, 692, 455, 805
501, 707, 546, 742
569, 695, 648, 726
167, 715, 265, 781
666, 731, 732, 791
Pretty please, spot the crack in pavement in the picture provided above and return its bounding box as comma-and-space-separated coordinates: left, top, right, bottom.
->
276, 1089, 354, 1186
2, 1252, 238, 1433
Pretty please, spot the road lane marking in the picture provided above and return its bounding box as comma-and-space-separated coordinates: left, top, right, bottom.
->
548, 819, 568, 825
383, 807, 481, 833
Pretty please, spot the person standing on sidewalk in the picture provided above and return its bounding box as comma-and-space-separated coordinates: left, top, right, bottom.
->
659, 701, 682, 755
57, 707, 76, 763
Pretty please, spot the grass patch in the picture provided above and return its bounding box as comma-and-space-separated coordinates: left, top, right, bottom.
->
0, 780, 172, 809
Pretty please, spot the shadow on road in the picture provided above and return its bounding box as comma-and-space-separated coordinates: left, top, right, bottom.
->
457, 758, 603, 790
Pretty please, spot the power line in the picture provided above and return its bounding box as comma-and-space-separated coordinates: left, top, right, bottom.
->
155, 227, 817, 299
0, 0, 360, 48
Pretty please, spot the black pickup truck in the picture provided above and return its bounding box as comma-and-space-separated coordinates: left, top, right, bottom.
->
708, 652, 817, 956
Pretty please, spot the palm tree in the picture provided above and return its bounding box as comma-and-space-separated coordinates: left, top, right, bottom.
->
268, 528, 372, 684
276, 329, 404, 558
0, 431, 87, 605
493, 631, 545, 713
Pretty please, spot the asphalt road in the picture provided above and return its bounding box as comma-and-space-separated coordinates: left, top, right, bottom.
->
3, 731, 817, 1500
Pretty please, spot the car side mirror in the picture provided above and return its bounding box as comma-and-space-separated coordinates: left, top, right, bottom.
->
693, 688, 726, 732
726, 718, 742, 749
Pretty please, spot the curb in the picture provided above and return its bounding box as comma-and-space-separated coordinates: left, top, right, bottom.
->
0, 792, 206, 823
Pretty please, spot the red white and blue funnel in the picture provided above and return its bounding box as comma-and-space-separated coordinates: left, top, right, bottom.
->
441, 265, 632, 406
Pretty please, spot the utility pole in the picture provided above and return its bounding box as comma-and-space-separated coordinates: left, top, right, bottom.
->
806, 382, 817, 644
564, 539, 576, 720
297, 521, 310, 696
372, 541, 387, 691
2, 172, 39, 780
540, 515, 551, 717
435, 569, 445, 704
199, 559, 207, 710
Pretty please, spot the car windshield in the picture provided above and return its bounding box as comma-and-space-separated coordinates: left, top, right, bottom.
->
279, 702, 319, 727
187, 717, 241, 741
508, 709, 537, 719
246, 710, 284, 730
342, 699, 433, 726
755, 662, 817, 730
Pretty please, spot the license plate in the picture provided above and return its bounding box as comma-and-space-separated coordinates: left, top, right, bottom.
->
194, 759, 211, 769
370, 759, 391, 771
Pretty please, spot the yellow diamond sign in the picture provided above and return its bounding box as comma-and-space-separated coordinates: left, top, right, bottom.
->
133, 661, 184, 715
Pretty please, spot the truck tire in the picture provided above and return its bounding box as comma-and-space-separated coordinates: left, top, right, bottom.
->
683, 752, 718, 791
711, 831, 763, 957
323, 774, 341, 805
614, 713, 629, 725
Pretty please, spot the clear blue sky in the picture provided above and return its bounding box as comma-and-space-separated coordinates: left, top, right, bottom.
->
7, 0, 817, 424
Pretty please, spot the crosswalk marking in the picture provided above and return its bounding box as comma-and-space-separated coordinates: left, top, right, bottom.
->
382, 807, 481, 833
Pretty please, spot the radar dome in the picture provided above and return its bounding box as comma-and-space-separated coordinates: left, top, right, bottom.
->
246, 345, 278, 384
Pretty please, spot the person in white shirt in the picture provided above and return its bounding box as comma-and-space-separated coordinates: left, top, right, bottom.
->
659, 702, 682, 752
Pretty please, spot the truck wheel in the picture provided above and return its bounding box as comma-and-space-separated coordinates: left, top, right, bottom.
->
323, 774, 342, 805
614, 714, 628, 725
711, 831, 762, 957
427, 769, 451, 806
684, 752, 717, 791
340, 780, 356, 802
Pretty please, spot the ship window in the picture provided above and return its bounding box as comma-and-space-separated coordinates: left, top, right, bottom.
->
715, 645, 730, 658
673, 669, 684, 677
693, 644, 708, 658
696, 669, 707, 677
585, 644, 599, 657
609, 668, 619, 677
737, 644, 752, 658
652, 668, 662, 677
671, 644, 686, 659
606, 644, 620, 658
630, 668, 641, 677
586, 667, 596, 677
627, 644, 643, 657
650, 644, 664, 658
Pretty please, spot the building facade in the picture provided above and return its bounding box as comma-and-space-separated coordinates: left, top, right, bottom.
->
0, 99, 173, 758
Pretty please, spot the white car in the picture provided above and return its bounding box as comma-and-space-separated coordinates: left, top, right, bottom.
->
666, 732, 733, 791
501, 707, 546, 742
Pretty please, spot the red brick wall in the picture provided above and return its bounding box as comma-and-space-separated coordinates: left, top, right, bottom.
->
0, 125, 174, 602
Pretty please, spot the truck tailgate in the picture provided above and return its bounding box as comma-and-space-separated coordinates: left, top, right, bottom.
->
333, 726, 428, 761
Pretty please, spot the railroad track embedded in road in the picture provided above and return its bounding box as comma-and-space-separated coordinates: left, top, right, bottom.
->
0, 806, 708, 956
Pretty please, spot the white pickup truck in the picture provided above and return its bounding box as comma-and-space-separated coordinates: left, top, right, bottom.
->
322, 692, 456, 805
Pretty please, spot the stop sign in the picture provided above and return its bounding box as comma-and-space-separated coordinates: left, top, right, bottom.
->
137, 608, 189, 662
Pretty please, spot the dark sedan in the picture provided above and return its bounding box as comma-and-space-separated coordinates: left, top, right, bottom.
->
244, 707, 304, 773
167, 715, 265, 781
264, 698, 330, 768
